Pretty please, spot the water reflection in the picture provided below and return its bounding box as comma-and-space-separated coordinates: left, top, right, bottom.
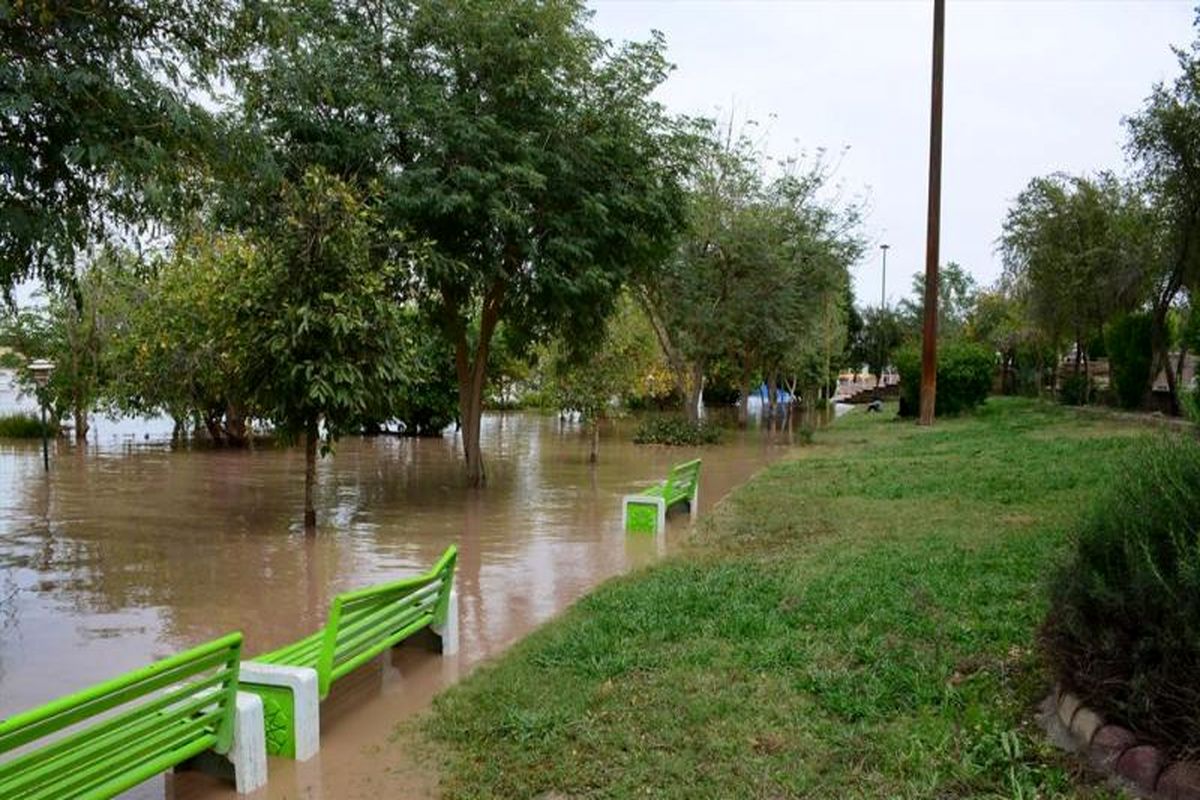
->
0, 395, 830, 799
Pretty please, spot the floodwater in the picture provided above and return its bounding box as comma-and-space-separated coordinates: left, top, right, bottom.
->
0, 370, 825, 799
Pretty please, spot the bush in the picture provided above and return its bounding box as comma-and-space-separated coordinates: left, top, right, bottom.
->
1105, 312, 1154, 409
633, 416, 722, 446
0, 413, 53, 439
1057, 372, 1094, 406
894, 340, 994, 417
1041, 435, 1200, 759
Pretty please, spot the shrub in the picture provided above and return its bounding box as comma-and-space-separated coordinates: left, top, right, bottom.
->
1057, 372, 1094, 406
1041, 435, 1200, 759
633, 416, 722, 446
0, 413, 53, 439
894, 339, 994, 417
1105, 312, 1154, 409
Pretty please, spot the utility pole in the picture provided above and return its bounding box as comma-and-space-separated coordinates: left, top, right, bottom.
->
919, 0, 945, 426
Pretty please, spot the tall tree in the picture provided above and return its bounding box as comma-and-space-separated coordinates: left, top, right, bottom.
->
999, 172, 1153, 381
240, 168, 412, 531
1126, 16, 1200, 413
231, 0, 690, 486
0, 1, 229, 293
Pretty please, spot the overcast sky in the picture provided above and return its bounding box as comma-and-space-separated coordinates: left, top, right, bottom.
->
590, 0, 1197, 309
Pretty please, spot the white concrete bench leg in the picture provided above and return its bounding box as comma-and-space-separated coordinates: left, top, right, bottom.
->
432, 588, 459, 655
239, 662, 321, 762
689, 485, 700, 520
229, 691, 269, 794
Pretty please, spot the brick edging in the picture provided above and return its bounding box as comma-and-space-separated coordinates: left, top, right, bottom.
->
1046, 684, 1200, 799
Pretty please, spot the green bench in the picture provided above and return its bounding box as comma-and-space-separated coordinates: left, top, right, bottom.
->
240, 545, 458, 759
623, 458, 702, 534
0, 632, 267, 798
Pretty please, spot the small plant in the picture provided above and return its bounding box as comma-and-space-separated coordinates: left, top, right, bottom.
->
1041, 435, 1200, 759
1105, 312, 1154, 409
633, 416, 722, 446
1057, 372, 1094, 406
0, 413, 54, 439
894, 339, 994, 417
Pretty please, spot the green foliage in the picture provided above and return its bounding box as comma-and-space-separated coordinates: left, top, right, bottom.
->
232, 0, 692, 484
898, 261, 978, 340
853, 307, 904, 381
894, 340, 994, 417
1057, 373, 1095, 407
0, 1, 229, 292
545, 298, 660, 419
1042, 435, 1200, 759
240, 168, 411, 445
0, 413, 55, 439
1000, 172, 1154, 362
638, 123, 862, 422
632, 416, 722, 446
0, 251, 141, 440
1105, 312, 1154, 409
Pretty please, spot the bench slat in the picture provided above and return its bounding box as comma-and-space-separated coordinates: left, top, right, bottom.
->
0, 640, 238, 752
21, 711, 217, 800
0, 670, 229, 791
329, 613, 434, 685
331, 580, 442, 653
0, 632, 242, 800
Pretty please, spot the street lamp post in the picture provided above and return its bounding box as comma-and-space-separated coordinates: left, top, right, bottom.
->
28, 359, 54, 472
880, 243, 890, 311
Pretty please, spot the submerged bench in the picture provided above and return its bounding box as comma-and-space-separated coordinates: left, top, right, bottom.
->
0, 632, 267, 798
623, 458, 702, 534
240, 545, 458, 759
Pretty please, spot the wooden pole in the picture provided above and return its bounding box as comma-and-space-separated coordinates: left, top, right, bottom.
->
918, 0, 945, 426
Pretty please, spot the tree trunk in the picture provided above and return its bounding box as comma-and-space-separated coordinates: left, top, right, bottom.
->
224, 402, 249, 447
450, 282, 503, 488
304, 417, 318, 533
588, 418, 599, 464
737, 367, 751, 427
685, 363, 705, 423
73, 403, 88, 444
767, 372, 778, 418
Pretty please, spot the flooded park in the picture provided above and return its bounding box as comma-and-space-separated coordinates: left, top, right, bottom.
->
0, 369, 827, 798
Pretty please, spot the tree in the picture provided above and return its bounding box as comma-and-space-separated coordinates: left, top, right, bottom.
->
240, 168, 412, 531
854, 307, 904, 387
0, 1, 229, 293
999, 172, 1154, 389
0, 250, 138, 441
899, 261, 977, 340
1126, 18, 1200, 414
231, 0, 690, 486
639, 128, 861, 425
106, 235, 257, 442
544, 296, 659, 462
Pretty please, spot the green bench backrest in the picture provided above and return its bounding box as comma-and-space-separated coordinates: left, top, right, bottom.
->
316, 545, 457, 696
664, 458, 702, 502
0, 632, 242, 800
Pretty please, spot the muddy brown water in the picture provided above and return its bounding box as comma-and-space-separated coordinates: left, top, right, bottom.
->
0, 378, 825, 798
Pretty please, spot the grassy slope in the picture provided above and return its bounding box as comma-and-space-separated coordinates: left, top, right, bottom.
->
424, 398, 1146, 799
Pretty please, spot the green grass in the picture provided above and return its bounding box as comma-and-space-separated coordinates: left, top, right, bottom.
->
0, 412, 53, 439
422, 398, 1146, 799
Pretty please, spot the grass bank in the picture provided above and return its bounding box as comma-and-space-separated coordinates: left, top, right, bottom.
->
424, 398, 1148, 798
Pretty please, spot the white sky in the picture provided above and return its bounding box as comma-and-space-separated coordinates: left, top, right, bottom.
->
590, 0, 1197, 309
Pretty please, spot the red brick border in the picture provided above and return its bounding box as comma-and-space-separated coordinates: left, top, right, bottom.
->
1050, 685, 1200, 799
